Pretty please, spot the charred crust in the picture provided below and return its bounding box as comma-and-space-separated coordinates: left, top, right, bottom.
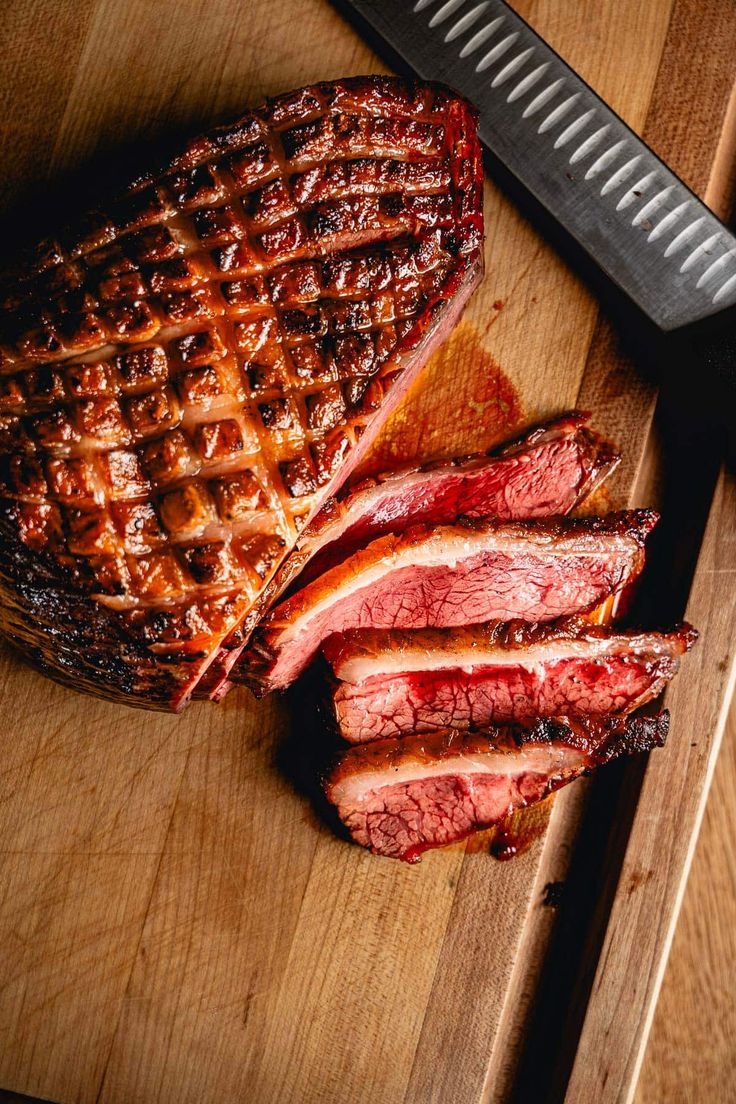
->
448, 509, 659, 544
0, 502, 178, 708
518, 711, 670, 757
325, 618, 699, 668
324, 711, 670, 794
0, 76, 485, 707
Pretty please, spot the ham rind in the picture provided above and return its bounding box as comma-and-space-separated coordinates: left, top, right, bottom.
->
324, 712, 670, 861
325, 619, 697, 743
199, 411, 619, 699
0, 77, 484, 709
241, 510, 658, 694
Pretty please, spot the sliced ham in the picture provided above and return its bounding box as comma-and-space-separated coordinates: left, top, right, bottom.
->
325, 619, 697, 742
241, 510, 658, 693
325, 712, 670, 861
278, 411, 618, 589
198, 410, 619, 699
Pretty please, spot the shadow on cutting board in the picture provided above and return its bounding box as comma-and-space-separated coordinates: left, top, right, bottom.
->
0, 1091, 57, 1103
276, 663, 353, 845
509, 379, 730, 1104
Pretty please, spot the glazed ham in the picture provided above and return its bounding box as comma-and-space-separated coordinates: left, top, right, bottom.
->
0, 77, 484, 709
325, 712, 670, 861
242, 510, 658, 693
201, 410, 619, 698
325, 619, 697, 742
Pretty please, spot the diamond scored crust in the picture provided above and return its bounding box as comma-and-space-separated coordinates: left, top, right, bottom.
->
0, 77, 484, 709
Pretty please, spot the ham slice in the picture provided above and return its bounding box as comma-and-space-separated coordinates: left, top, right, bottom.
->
0, 77, 483, 709
201, 410, 619, 698
325, 712, 670, 861
241, 510, 658, 693
325, 619, 697, 742
270, 411, 617, 590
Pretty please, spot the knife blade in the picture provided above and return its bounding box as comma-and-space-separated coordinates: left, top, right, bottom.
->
339, 0, 736, 336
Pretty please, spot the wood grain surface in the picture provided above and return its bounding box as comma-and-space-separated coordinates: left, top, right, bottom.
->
636, 698, 736, 1104
565, 469, 736, 1104
0, 2, 733, 1103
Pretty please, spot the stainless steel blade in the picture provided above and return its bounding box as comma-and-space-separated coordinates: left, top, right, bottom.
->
343, 0, 736, 331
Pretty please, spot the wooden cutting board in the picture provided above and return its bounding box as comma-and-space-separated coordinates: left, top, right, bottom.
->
0, 2, 734, 1102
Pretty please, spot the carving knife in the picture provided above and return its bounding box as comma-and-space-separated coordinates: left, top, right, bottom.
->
339, 0, 736, 391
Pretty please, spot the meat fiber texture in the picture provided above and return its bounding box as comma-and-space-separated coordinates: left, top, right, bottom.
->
324, 712, 670, 861
325, 619, 697, 742
207, 410, 619, 697
242, 509, 658, 693
0, 76, 484, 709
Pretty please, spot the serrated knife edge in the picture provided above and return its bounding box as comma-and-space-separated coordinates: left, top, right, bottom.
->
342, 0, 736, 331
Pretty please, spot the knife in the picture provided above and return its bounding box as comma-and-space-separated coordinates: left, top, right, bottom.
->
338, 0, 736, 394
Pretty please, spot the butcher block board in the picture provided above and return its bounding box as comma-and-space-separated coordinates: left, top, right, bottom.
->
0, 2, 735, 1103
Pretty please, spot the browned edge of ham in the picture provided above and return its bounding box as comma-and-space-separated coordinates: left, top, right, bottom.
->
324, 619, 697, 742
200, 410, 620, 700
239, 509, 659, 694
324, 711, 670, 861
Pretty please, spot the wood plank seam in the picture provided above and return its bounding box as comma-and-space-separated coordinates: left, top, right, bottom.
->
478, 0, 736, 1095
565, 470, 736, 1103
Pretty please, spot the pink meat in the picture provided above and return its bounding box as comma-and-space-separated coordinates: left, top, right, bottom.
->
289, 411, 619, 588
325, 713, 670, 861
240, 510, 658, 693
351, 770, 559, 861
326, 620, 696, 742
